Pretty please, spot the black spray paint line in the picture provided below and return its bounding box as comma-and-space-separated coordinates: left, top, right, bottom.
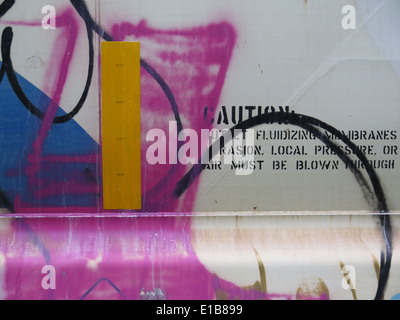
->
0, 0, 186, 205
0, 1, 187, 302
0, 0, 185, 201
0, 0, 14, 18
175, 108, 382, 210
70, 0, 187, 200
174, 107, 392, 300
0, 21, 94, 123
0, 0, 183, 131
0, 187, 13, 212
0, 0, 13, 81
70, 0, 184, 131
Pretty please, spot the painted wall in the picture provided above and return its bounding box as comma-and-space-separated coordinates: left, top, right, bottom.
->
0, 0, 399, 300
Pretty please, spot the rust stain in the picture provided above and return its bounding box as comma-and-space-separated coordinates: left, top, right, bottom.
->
254, 248, 267, 292
296, 277, 330, 300
371, 253, 380, 282
241, 248, 267, 294
215, 288, 231, 300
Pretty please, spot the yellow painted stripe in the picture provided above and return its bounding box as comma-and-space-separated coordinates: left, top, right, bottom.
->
101, 42, 141, 210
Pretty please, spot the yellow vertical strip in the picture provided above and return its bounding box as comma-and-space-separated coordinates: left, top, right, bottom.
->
101, 42, 141, 210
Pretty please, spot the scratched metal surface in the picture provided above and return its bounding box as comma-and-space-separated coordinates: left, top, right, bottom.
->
0, 0, 399, 300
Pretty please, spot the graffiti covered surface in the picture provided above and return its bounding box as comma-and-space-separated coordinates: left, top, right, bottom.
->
0, 0, 399, 301
0, 0, 399, 213
0, 215, 399, 300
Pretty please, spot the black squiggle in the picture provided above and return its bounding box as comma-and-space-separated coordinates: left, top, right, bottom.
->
0, 11, 94, 123
1, 0, 184, 202
1, 0, 184, 204
70, 0, 112, 41
1, 0, 183, 131
0, 0, 13, 81
174, 107, 392, 300
175, 108, 384, 210
0, 0, 14, 18
70, 0, 183, 131
0, 187, 13, 212
69, 0, 185, 201
0, 0, 185, 302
